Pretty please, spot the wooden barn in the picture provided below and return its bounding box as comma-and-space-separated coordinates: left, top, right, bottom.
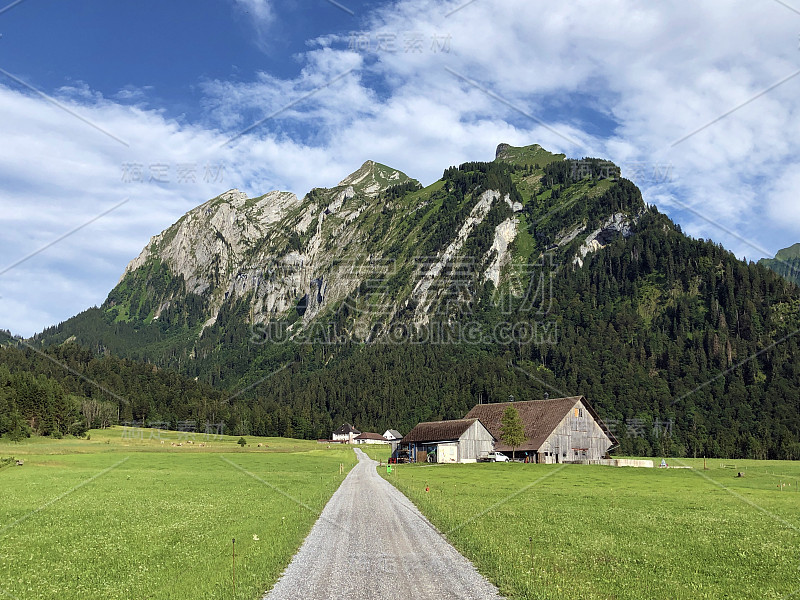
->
465, 396, 617, 463
399, 419, 494, 463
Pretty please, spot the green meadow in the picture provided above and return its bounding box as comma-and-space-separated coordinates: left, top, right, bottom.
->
382, 458, 800, 600
0, 428, 357, 600
5, 434, 799, 600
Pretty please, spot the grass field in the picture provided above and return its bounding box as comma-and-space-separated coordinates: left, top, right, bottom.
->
356, 444, 392, 462
0, 428, 357, 600
381, 457, 800, 600
6, 434, 799, 600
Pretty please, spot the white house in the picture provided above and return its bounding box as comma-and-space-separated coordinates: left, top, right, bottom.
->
383, 429, 403, 441
332, 423, 361, 443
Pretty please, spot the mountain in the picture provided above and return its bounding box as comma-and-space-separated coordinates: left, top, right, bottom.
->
759, 243, 800, 285
107, 160, 417, 332
37, 145, 631, 352
24, 144, 800, 459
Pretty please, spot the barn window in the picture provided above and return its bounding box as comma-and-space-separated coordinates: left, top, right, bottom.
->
574, 408, 579, 418
579, 408, 584, 417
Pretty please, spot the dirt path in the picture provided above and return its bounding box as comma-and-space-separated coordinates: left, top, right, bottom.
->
263, 448, 506, 600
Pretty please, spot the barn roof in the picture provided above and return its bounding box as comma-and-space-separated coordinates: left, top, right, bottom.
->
403, 419, 490, 443
464, 397, 618, 452
333, 423, 361, 435
355, 432, 387, 441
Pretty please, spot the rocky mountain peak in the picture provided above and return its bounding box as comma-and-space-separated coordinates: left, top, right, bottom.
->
494, 143, 565, 167
337, 160, 416, 197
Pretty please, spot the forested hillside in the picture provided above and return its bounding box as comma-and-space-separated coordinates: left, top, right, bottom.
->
760, 243, 800, 286
210, 208, 800, 460
0, 344, 231, 440
7, 145, 800, 459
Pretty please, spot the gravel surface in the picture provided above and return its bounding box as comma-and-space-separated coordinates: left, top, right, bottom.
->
263, 448, 506, 600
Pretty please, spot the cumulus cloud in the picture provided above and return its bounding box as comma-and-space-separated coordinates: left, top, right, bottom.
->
2, 0, 800, 335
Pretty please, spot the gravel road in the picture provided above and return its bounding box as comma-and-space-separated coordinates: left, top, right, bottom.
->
263, 448, 506, 600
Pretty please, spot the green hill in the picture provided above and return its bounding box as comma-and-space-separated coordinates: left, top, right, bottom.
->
759, 243, 800, 285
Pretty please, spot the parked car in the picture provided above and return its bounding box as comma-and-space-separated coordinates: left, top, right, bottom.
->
479, 451, 510, 463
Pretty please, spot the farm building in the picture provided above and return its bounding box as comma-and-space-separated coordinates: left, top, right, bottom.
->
399, 419, 494, 463
332, 423, 361, 443
383, 429, 403, 441
354, 432, 390, 445
465, 396, 618, 463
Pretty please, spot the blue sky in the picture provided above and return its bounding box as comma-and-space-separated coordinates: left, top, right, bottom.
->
1, 1, 367, 117
1, 0, 800, 336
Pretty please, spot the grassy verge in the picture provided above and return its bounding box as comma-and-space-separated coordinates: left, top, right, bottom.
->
381, 458, 800, 599
0, 428, 357, 600
356, 444, 392, 463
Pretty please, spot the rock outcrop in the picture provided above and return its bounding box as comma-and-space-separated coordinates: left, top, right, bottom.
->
115, 162, 419, 333
574, 213, 636, 267
484, 217, 518, 288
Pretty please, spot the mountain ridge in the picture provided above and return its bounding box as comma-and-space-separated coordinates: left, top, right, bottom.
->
759, 243, 800, 286
21, 143, 800, 459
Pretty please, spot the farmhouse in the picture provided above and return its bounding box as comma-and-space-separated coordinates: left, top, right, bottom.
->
399, 418, 494, 463
465, 396, 617, 463
332, 423, 361, 443
354, 432, 390, 445
383, 429, 403, 441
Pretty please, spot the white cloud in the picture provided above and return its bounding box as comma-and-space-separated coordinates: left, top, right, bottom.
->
767, 169, 800, 229
2, 0, 800, 335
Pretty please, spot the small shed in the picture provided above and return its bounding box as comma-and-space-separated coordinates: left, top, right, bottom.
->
401, 418, 494, 463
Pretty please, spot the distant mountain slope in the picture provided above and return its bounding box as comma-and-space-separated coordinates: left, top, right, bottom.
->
25, 144, 800, 459
759, 243, 800, 285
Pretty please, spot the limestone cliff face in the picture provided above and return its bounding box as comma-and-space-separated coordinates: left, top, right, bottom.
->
411, 189, 502, 324
573, 212, 637, 268
122, 189, 299, 292
113, 161, 420, 333
109, 145, 643, 340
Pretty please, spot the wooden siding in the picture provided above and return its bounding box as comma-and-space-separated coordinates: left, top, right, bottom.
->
405, 419, 494, 463
457, 420, 495, 462
538, 400, 612, 463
